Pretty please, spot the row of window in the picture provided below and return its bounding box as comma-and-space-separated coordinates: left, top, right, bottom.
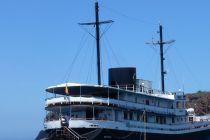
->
123, 111, 187, 124
45, 106, 187, 125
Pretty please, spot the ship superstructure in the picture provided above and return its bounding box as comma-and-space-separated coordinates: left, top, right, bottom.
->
42, 71, 210, 140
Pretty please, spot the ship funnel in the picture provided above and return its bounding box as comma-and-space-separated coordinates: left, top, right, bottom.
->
109, 67, 136, 90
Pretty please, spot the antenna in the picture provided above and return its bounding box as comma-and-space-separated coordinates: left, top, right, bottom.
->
78, 2, 114, 85
146, 24, 175, 93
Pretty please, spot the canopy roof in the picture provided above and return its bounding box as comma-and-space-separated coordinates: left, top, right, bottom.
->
46, 83, 119, 98
45, 82, 174, 100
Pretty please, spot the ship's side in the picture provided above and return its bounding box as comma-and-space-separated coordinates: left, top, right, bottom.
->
37, 127, 210, 140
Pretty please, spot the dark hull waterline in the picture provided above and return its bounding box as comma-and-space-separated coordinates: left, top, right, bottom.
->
36, 128, 210, 140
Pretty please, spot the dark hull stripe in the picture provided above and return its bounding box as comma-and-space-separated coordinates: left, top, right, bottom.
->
36, 128, 210, 140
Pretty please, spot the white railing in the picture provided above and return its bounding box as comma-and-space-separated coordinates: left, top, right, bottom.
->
110, 84, 174, 96
45, 96, 183, 115
44, 119, 210, 134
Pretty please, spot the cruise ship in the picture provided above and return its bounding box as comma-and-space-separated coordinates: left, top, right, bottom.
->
36, 2, 210, 140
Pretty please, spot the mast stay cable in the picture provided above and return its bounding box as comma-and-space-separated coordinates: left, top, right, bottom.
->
104, 35, 121, 66
86, 40, 96, 84
62, 32, 90, 82
173, 47, 202, 90
100, 5, 156, 25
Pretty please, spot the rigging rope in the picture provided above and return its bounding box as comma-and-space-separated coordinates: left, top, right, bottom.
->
174, 46, 202, 90
79, 24, 96, 39
104, 35, 121, 66
78, 38, 92, 83
101, 44, 104, 85
100, 23, 113, 39
154, 55, 161, 90
61, 32, 89, 82
86, 40, 96, 83
103, 38, 113, 68
166, 54, 181, 91
100, 5, 156, 26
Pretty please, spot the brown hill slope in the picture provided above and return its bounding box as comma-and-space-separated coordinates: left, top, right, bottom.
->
186, 91, 210, 115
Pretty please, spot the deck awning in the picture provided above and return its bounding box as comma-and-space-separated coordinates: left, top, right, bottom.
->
45, 82, 174, 100
45, 83, 119, 98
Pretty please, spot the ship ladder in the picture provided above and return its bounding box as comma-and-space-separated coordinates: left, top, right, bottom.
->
63, 126, 87, 140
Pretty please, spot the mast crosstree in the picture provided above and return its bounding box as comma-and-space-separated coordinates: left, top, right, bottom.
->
79, 2, 113, 85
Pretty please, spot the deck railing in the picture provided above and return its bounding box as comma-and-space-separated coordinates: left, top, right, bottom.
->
45, 96, 181, 115
44, 118, 210, 133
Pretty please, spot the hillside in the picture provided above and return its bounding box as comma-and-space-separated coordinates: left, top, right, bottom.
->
186, 91, 210, 115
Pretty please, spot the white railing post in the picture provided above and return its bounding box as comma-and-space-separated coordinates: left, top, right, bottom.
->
70, 105, 72, 120
93, 106, 95, 120
80, 86, 81, 104
133, 85, 134, 92
108, 87, 110, 106
117, 85, 120, 107
112, 108, 115, 121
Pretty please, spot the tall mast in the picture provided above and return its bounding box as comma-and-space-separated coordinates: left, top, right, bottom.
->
157, 24, 175, 93
146, 24, 175, 93
79, 2, 113, 85
159, 25, 166, 93
95, 2, 101, 85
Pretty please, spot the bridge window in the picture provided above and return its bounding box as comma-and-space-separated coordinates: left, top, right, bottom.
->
176, 101, 183, 109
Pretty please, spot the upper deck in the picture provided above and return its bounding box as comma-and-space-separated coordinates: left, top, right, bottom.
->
46, 83, 176, 101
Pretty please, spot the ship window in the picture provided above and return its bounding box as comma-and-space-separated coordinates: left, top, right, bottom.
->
172, 117, 175, 123
146, 100, 149, 105
176, 101, 183, 109
45, 111, 59, 121
86, 107, 93, 119
129, 112, 133, 120
94, 107, 113, 121
148, 89, 153, 94
156, 116, 166, 124
124, 111, 128, 120
137, 113, 141, 121
157, 101, 160, 107
177, 118, 180, 122
140, 85, 143, 92
189, 117, 193, 122
163, 117, 166, 124
156, 116, 161, 124
143, 114, 147, 122
170, 103, 174, 109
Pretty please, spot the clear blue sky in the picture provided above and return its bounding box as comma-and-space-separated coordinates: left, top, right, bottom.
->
0, 0, 209, 139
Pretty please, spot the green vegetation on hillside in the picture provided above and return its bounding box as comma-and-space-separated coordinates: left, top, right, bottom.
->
186, 91, 210, 115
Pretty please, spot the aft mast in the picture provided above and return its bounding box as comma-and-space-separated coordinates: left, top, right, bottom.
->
147, 24, 175, 93
95, 2, 101, 85
79, 2, 113, 85
157, 24, 175, 93
159, 24, 166, 93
